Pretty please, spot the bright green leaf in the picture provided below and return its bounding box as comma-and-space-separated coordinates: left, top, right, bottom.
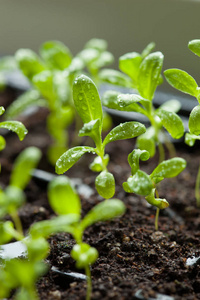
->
136, 133, 156, 158
137, 52, 164, 100
141, 42, 156, 58
85, 38, 107, 52
15, 49, 45, 81
10, 147, 42, 190
95, 171, 115, 199
185, 132, 199, 146
99, 69, 132, 87
189, 105, 200, 135
40, 40, 72, 70
48, 176, 81, 215
125, 171, 153, 196
145, 189, 169, 209
78, 119, 101, 145
156, 109, 184, 139
103, 121, 146, 146
128, 149, 150, 174
0, 121, 28, 141
55, 146, 95, 174
0, 107, 5, 116
188, 39, 200, 57
71, 243, 98, 268
81, 199, 126, 231
151, 158, 186, 181
0, 136, 6, 151
158, 99, 181, 113
73, 75, 103, 124
164, 69, 198, 97
89, 154, 109, 172
119, 52, 142, 86
0, 221, 15, 244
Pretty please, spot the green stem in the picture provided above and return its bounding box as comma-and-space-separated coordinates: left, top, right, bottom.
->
195, 163, 200, 207
10, 211, 23, 237
85, 265, 92, 300
163, 132, 176, 158
157, 141, 165, 163
155, 208, 160, 231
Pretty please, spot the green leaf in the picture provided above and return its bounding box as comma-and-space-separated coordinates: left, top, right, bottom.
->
150, 158, 186, 182
141, 42, 156, 58
85, 38, 107, 52
30, 214, 79, 239
117, 93, 150, 112
73, 75, 103, 124
48, 176, 81, 215
136, 133, 156, 158
71, 243, 98, 268
0, 136, 6, 151
119, 52, 142, 86
95, 171, 115, 199
5, 90, 47, 119
78, 119, 101, 145
185, 132, 199, 146
1, 186, 26, 216
81, 199, 126, 231
102, 111, 112, 132
10, 147, 42, 190
102, 90, 122, 110
25, 237, 49, 261
0, 106, 5, 116
40, 40, 72, 70
128, 149, 150, 174
89, 52, 114, 72
124, 170, 153, 196
158, 99, 181, 113
77, 48, 99, 65
103, 121, 146, 146
0, 221, 15, 244
15, 49, 45, 80
189, 105, 200, 135
98, 69, 132, 87
0, 121, 28, 141
137, 51, 164, 100
89, 154, 109, 172
156, 109, 184, 139
55, 146, 95, 174
164, 69, 198, 97
188, 39, 200, 57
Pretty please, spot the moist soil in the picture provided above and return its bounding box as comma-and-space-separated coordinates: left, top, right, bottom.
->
1, 87, 200, 300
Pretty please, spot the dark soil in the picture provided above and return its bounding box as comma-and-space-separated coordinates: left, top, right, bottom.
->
1, 87, 200, 300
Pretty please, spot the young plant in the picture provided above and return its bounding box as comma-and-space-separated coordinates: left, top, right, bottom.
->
0, 147, 50, 300
5, 39, 114, 165
101, 48, 185, 162
30, 175, 126, 300
55, 74, 146, 199
123, 149, 186, 230
0, 106, 28, 153
164, 39, 200, 207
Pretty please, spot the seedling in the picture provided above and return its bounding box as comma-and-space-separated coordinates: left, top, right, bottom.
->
55, 74, 146, 199
5, 39, 114, 165
164, 39, 200, 207
123, 149, 186, 230
0, 147, 50, 300
30, 175, 126, 300
101, 47, 185, 162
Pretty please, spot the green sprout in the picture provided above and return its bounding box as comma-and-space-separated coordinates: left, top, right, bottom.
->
5, 39, 114, 165
164, 39, 200, 207
30, 175, 126, 300
101, 46, 185, 163
55, 74, 146, 199
123, 149, 186, 230
0, 147, 49, 300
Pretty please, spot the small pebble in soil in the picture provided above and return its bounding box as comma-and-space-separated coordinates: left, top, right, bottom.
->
150, 231, 167, 243
48, 290, 61, 300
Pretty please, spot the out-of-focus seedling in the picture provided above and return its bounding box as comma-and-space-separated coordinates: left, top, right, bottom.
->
123, 149, 186, 230
5, 39, 114, 165
164, 39, 200, 207
30, 175, 126, 300
55, 74, 146, 199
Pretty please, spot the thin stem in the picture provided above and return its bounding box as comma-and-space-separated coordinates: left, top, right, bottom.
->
163, 132, 176, 158
10, 211, 23, 237
157, 141, 165, 164
195, 163, 200, 207
155, 208, 160, 231
85, 265, 92, 300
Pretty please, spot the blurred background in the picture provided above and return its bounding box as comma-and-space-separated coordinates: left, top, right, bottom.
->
0, 0, 200, 91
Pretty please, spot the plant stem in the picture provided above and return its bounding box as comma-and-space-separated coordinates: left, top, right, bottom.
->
85, 265, 92, 300
155, 208, 160, 231
157, 141, 165, 164
10, 211, 23, 237
195, 163, 200, 207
